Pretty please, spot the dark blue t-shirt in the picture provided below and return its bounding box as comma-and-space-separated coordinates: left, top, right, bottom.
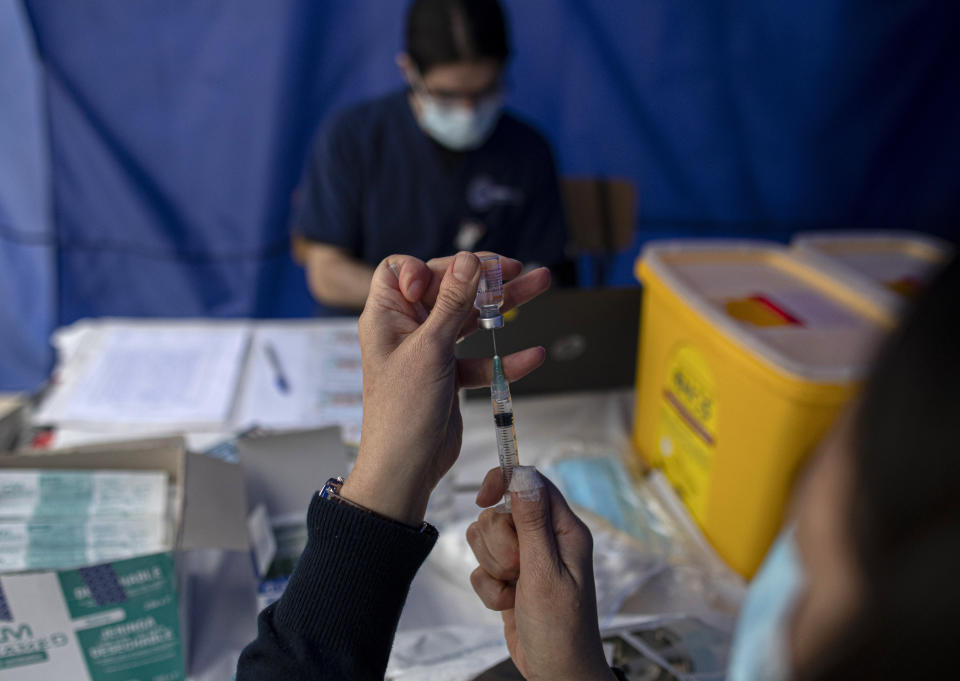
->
292, 89, 566, 270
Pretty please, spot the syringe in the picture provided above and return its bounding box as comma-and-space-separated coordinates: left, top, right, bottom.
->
491, 355, 519, 511
472, 254, 519, 509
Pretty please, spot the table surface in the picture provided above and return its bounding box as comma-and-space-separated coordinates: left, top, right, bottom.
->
185, 388, 639, 681
26, 318, 737, 680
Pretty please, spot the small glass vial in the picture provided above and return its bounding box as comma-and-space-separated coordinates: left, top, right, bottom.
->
474, 255, 504, 329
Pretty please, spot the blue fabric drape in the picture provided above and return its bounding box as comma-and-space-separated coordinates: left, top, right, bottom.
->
0, 0, 55, 391
2, 0, 957, 389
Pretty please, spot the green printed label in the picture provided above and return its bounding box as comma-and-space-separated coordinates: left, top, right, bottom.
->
57, 554, 185, 681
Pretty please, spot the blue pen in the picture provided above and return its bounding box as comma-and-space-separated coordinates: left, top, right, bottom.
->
264, 342, 290, 394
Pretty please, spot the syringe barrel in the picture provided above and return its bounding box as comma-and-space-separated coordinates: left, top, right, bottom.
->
492, 399, 518, 484
492, 383, 511, 405
490, 354, 518, 508
493, 411, 519, 484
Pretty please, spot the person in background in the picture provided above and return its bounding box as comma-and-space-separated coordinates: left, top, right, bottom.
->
292, 0, 567, 314
237, 252, 958, 680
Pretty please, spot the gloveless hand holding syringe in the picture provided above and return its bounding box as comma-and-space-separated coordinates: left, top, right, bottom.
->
474, 255, 521, 511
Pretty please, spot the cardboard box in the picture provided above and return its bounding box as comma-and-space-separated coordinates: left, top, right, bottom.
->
0, 395, 25, 453
0, 437, 248, 681
236, 426, 346, 612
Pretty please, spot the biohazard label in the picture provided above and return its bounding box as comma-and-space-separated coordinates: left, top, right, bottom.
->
657, 346, 718, 522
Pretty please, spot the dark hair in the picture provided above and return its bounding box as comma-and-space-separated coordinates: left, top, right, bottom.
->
800, 255, 960, 680
405, 0, 510, 75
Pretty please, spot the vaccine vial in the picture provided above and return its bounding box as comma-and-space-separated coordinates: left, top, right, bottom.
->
474, 255, 504, 329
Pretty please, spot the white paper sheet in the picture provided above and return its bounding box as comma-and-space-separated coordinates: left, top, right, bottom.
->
232, 321, 363, 442
35, 323, 250, 428
50, 427, 234, 453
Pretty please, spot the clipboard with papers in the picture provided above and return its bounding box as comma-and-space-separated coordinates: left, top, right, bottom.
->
32, 318, 364, 445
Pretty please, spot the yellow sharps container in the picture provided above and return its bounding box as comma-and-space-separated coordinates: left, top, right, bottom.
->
632, 240, 893, 578
791, 230, 953, 311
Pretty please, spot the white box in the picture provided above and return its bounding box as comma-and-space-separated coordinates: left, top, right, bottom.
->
0, 437, 248, 681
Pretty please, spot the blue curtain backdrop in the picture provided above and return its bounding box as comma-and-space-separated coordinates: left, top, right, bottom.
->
1, 0, 958, 389
0, 0, 56, 391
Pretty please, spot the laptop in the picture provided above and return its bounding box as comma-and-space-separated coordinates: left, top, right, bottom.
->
456, 286, 643, 396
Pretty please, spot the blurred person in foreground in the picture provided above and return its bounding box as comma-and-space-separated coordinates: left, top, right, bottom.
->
293, 0, 567, 314
238, 252, 960, 680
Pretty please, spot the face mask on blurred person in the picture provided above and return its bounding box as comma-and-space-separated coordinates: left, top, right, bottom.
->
417, 93, 501, 151
726, 528, 806, 681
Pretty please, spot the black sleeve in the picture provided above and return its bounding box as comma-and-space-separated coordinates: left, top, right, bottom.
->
291, 115, 365, 256
237, 495, 438, 681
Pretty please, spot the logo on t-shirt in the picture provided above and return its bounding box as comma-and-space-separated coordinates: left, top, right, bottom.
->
467, 175, 524, 213
455, 220, 486, 251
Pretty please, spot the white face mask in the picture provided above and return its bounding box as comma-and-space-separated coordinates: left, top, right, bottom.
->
417, 93, 502, 151
726, 528, 806, 681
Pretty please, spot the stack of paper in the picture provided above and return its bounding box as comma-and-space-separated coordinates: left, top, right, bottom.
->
33, 319, 368, 449
0, 469, 170, 572
34, 322, 250, 431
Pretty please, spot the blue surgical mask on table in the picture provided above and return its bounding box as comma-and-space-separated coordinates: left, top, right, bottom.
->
727, 528, 805, 681
417, 93, 501, 151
